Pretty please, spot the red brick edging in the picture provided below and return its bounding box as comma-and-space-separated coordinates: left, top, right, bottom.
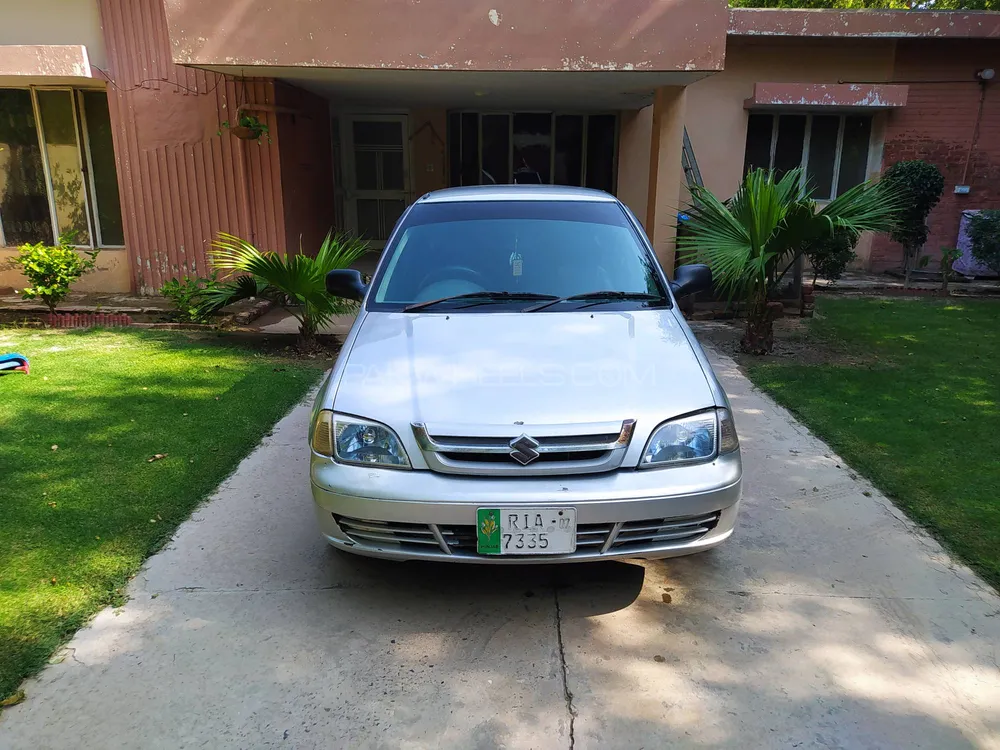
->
47, 312, 133, 328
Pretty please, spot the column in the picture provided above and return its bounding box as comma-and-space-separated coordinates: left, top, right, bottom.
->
645, 86, 687, 278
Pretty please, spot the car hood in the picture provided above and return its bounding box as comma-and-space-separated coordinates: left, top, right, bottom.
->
332, 310, 716, 435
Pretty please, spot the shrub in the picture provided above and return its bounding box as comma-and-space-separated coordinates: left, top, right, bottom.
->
968, 209, 1000, 276
939, 246, 963, 293
879, 160, 944, 286
805, 227, 858, 284
681, 167, 900, 354
159, 271, 222, 323
203, 230, 369, 347
11, 234, 98, 313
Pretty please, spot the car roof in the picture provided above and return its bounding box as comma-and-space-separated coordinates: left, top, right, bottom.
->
417, 185, 618, 204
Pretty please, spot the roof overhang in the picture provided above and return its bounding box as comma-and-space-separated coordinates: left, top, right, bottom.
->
164, 0, 728, 74
744, 82, 909, 110
0, 45, 95, 80
202, 66, 710, 109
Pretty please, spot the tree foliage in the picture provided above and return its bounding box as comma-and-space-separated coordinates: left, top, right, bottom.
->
879, 160, 944, 282
805, 227, 859, 284
731, 0, 998, 9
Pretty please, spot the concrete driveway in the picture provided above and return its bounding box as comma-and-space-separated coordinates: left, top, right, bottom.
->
2, 349, 999, 750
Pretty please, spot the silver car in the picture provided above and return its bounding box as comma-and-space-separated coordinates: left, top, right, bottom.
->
311, 185, 741, 563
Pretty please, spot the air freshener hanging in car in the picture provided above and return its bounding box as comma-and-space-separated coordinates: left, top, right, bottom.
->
509, 251, 523, 277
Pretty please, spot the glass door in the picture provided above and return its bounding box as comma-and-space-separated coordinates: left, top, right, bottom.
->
447, 112, 617, 193
343, 115, 409, 249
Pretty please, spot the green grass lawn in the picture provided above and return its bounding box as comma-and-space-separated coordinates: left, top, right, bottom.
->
748, 297, 1000, 589
0, 329, 323, 703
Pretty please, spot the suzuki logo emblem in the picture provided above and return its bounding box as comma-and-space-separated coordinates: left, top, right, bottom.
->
508, 434, 541, 465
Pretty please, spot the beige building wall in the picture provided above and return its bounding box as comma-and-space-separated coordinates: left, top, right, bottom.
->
0, 247, 130, 294
616, 106, 654, 228
0, 0, 107, 69
683, 37, 896, 201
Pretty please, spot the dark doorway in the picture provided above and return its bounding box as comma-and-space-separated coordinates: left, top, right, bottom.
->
447, 112, 618, 193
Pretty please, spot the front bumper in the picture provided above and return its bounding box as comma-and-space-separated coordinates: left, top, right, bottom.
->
311, 451, 742, 564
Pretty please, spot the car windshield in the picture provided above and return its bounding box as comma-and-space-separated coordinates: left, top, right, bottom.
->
368, 199, 668, 312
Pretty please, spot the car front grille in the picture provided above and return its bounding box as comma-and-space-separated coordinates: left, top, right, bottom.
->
333, 511, 721, 558
438, 449, 609, 464
333, 517, 441, 548
411, 420, 635, 476
437, 521, 614, 552
608, 513, 721, 553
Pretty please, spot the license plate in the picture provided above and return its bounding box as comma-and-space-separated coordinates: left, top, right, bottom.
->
476, 507, 577, 555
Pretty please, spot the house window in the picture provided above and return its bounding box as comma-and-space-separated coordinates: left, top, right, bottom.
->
447, 112, 618, 193
743, 113, 873, 200
0, 88, 123, 248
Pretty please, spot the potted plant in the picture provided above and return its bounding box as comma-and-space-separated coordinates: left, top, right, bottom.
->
219, 113, 270, 144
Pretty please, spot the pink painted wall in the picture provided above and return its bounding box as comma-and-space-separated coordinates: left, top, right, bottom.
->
96, 0, 287, 293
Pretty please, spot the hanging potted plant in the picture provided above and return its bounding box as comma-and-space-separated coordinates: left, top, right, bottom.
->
218, 112, 270, 143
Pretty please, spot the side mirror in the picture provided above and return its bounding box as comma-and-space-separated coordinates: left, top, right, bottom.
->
671, 263, 712, 298
326, 269, 367, 301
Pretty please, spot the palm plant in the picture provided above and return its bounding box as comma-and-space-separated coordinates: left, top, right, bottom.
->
202, 230, 369, 346
679, 168, 901, 354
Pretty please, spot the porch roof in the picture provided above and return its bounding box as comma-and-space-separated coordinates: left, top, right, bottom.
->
201, 66, 707, 110
164, 0, 728, 74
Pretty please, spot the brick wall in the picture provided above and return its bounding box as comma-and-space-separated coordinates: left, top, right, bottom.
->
871, 39, 1000, 273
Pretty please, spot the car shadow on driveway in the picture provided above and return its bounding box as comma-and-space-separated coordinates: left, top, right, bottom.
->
327, 550, 647, 618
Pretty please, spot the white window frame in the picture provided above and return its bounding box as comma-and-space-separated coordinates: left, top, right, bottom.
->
0, 85, 120, 249
756, 112, 871, 201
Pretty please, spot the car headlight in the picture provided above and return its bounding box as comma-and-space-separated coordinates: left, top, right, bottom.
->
640, 408, 739, 468
311, 411, 411, 469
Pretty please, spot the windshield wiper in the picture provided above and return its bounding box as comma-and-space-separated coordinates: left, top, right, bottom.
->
403, 291, 558, 313
523, 290, 664, 313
